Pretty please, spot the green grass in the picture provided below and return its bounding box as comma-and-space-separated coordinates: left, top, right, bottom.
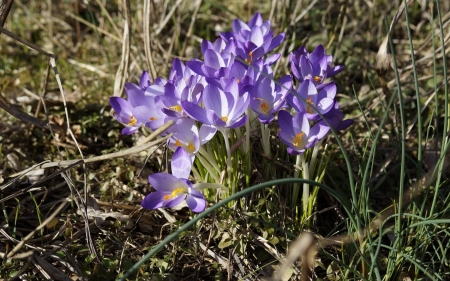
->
1, 0, 449, 280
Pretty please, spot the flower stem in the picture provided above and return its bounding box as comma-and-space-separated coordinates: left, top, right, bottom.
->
300, 153, 310, 215
260, 123, 271, 156
308, 139, 324, 180
292, 154, 302, 207
221, 128, 234, 193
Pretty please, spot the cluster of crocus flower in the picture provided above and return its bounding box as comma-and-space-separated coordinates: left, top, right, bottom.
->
110, 12, 352, 213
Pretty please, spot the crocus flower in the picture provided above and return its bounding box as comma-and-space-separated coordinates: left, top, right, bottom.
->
290, 45, 343, 87
109, 82, 149, 135
109, 97, 141, 135
287, 79, 336, 121
277, 110, 330, 155
325, 102, 353, 132
167, 118, 216, 162
141, 147, 206, 213
249, 75, 292, 124
132, 95, 168, 131
220, 12, 285, 64
187, 39, 236, 79
181, 80, 249, 133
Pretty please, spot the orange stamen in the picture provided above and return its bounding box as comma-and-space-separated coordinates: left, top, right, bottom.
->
186, 143, 196, 153
163, 187, 184, 200
292, 132, 305, 147
245, 51, 254, 64
221, 116, 228, 122
306, 97, 315, 114
314, 76, 322, 83
169, 105, 182, 112
257, 98, 269, 114
128, 115, 137, 126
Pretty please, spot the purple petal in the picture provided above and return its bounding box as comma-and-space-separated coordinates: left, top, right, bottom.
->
187, 60, 207, 77
110, 97, 132, 115
233, 19, 249, 32
227, 115, 247, 129
140, 71, 151, 90
124, 82, 146, 107
186, 190, 206, 212
277, 110, 295, 136
163, 194, 186, 208
327, 65, 344, 77
171, 147, 192, 179
248, 12, 263, 28
141, 191, 166, 209
199, 124, 217, 145
181, 101, 210, 124
121, 126, 139, 135
310, 121, 331, 140
148, 173, 181, 191
203, 85, 229, 117
300, 56, 313, 80
267, 33, 285, 52
265, 53, 281, 65
204, 49, 225, 69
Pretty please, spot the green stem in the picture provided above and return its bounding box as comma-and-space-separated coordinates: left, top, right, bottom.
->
300, 153, 310, 215
260, 123, 271, 156
292, 154, 302, 207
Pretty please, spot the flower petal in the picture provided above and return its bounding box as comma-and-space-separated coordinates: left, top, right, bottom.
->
148, 173, 180, 192
186, 190, 206, 212
141, 191, 166, 209
171, 147, 192, 179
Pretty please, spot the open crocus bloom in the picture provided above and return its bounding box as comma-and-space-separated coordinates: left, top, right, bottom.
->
181, 80, 249, 133
277, 110, 330, 155
287, 79, 336, 121
141, 147, 206, 213
249, 75, 291, 124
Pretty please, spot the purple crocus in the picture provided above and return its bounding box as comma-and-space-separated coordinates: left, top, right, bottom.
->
287, 79, 336, 121
290, 45, 343, 87
109, 81, 150, 135
220, 12, 285, 64
110, 97, 141, 135
249, 75, 292, 124
167, 118, 216, 161
132, 95, 168, 131
141, 147, 206, 213
277, 110, 330, 155
187, 39, 236, 79
325, 103, 354, 132
181, 80, 249, 132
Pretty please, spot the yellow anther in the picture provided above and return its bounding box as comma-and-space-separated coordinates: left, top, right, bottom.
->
128, 115, 137, 126
257, 98, 269, 114
245, 51, 254, 64
163, 187, 185, 201
169, 105, 182, 112
175, 140, 182, 147
221, 116, 228, 122
306, 97, 315, 114
150, 117, 157, 121
292, 132, 305, 147
186, 143, 196, 153
314, 76, 322, 83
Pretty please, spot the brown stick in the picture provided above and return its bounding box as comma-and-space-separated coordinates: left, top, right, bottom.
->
0, 0, 14, 27
0, 92, 64, 135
